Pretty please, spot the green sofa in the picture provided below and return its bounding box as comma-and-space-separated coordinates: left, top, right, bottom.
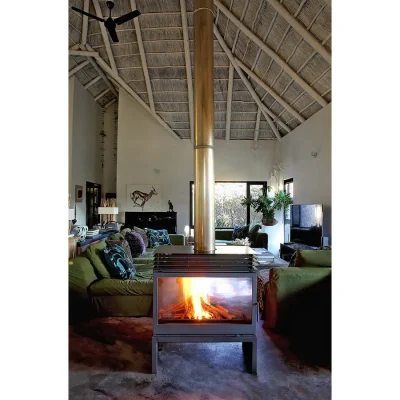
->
69, 229, 185, 319
265, 250, 331, 362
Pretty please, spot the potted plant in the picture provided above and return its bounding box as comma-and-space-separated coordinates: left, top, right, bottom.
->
241, 187, 293, 226
241, 186, 278, 226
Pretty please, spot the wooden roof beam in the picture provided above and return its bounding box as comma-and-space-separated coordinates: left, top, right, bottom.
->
213, 0, 327, 107
69, 60, 89, 77
103, 98, 117, 109
266, 0, 331, 63
82, 46, 118, 98
214, 25, 284, 141
231, 0, 250, 53
225, 64, 234, 142
84, 76, 101, 89
254, 108, 261, 141
92, 0, 118, 74
235, 57, 305, 123
72, 48, 180, 140
95, 89, 110, 101
81, 0, 89, 45
180, 0, 194, 143
130, 0, 155, 112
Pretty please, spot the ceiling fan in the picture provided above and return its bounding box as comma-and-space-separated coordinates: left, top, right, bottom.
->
71, 1, 140, 43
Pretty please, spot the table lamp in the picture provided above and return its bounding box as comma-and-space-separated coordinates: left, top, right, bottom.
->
68, 208, 75, 235
98, 207, 119, 227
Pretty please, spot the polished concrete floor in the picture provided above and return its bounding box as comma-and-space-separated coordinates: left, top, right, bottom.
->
69, 317, 331, 400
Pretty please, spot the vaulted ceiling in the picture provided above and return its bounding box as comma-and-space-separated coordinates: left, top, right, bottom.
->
68, 0, 331, 141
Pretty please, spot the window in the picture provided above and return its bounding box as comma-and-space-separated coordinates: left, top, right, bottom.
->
283, 178, 293, 242
284, 178, 294, 197
189, 181, 267, 229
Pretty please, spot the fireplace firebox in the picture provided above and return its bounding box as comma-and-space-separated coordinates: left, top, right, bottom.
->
152, 245, 258, 374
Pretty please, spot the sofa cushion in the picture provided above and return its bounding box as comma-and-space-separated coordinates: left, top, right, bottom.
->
145, 228, 171, 248
85, 240, 111, 278
232, 224, 249, 240
106, 239, 133, 262
125, 231, 146, 258
109, 232, 124, 240
133, 226, 149, 247
102, 245, 136, 280
248, 224, 261, 245
120, 228, 132, 237
294, 250, 332, 268
134, 249, 157, 265
88, 264, 154, 296
69, 256, 98, 297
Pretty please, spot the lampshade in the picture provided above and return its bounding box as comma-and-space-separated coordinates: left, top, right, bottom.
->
98, 207, 119, 215
68, 209, 75, 220
184, 225, 190, 237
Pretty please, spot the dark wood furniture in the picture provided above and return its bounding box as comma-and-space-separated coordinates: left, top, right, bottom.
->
280, 242, 319, 262
124, 211, 177, 234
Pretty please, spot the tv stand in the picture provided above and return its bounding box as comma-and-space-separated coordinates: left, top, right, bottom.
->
280, 242, 319, 262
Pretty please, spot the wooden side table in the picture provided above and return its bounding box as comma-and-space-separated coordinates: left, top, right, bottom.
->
68, 236, 79, 259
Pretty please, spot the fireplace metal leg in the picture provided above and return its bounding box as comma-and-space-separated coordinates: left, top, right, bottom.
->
242, 339, 257, 374
152, 336, 158, 374
251, 338, 257, 374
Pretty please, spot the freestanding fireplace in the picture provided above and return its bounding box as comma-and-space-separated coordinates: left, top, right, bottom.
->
152, 246, 258, 374
151, 0, 258, 374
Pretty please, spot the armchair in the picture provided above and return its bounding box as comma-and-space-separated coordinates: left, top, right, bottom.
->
265, 250, 331, 362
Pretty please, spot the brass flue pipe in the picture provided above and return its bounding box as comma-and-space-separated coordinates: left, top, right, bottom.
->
193, 0, 215, 253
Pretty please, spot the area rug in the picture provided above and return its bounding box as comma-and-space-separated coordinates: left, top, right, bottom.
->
69, 317, 331, 400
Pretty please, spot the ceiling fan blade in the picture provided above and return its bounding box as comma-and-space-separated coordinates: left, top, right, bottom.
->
114, 10, 140, 25
71, 7, 105, 22
107, 27, 119, 43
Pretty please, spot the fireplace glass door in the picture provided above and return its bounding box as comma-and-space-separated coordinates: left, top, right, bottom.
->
157, 277, 253, 324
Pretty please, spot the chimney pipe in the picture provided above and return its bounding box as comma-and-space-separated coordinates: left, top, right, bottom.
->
193, 0, 215, 253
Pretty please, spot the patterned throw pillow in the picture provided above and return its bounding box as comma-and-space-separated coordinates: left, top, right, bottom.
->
248, 224, 261, 245
133, 226, 149, 247
125, 231, 146, 258
145, 228, 171, 248
232, 224, 250, 240
105, 239, 133, 262
102, 245, 136, 280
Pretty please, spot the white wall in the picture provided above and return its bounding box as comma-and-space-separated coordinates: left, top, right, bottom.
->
102, 103, 118, 196
279, 103, 332, 244
69, 76, 103, 226
116, 89, 277, 234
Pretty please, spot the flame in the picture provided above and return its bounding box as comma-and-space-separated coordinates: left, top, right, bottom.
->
182, 278, 212, 319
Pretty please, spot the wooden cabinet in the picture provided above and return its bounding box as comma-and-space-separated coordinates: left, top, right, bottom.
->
125, 212, 177, 234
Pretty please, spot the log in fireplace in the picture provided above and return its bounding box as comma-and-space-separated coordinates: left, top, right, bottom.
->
152, 246, 258, 374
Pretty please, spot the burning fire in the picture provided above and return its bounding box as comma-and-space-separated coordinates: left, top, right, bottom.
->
182, 278, 212, 320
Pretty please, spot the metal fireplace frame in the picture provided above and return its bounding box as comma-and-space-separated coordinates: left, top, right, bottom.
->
152, 245, 258, 374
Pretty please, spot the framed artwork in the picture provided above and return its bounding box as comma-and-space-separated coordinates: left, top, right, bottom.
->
75, 185, 83, 203
126, 184, 163, 212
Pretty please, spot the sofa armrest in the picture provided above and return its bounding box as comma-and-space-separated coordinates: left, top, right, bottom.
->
169, 234, 185, 245
69, 256, 99, 299
266, 267, 331, 331
252, 232, 268, 249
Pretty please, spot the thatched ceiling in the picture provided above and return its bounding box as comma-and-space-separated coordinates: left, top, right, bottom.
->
69, 0, 331, 140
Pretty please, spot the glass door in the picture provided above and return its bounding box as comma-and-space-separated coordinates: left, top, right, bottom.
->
86, 182, 101, 229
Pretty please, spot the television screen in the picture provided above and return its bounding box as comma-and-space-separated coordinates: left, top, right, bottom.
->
289, 204, 323, 247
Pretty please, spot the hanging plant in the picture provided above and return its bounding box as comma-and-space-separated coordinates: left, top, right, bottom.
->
273, 190, 293, 219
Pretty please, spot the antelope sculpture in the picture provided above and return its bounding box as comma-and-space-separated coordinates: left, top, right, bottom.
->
130, 186, 158, 210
